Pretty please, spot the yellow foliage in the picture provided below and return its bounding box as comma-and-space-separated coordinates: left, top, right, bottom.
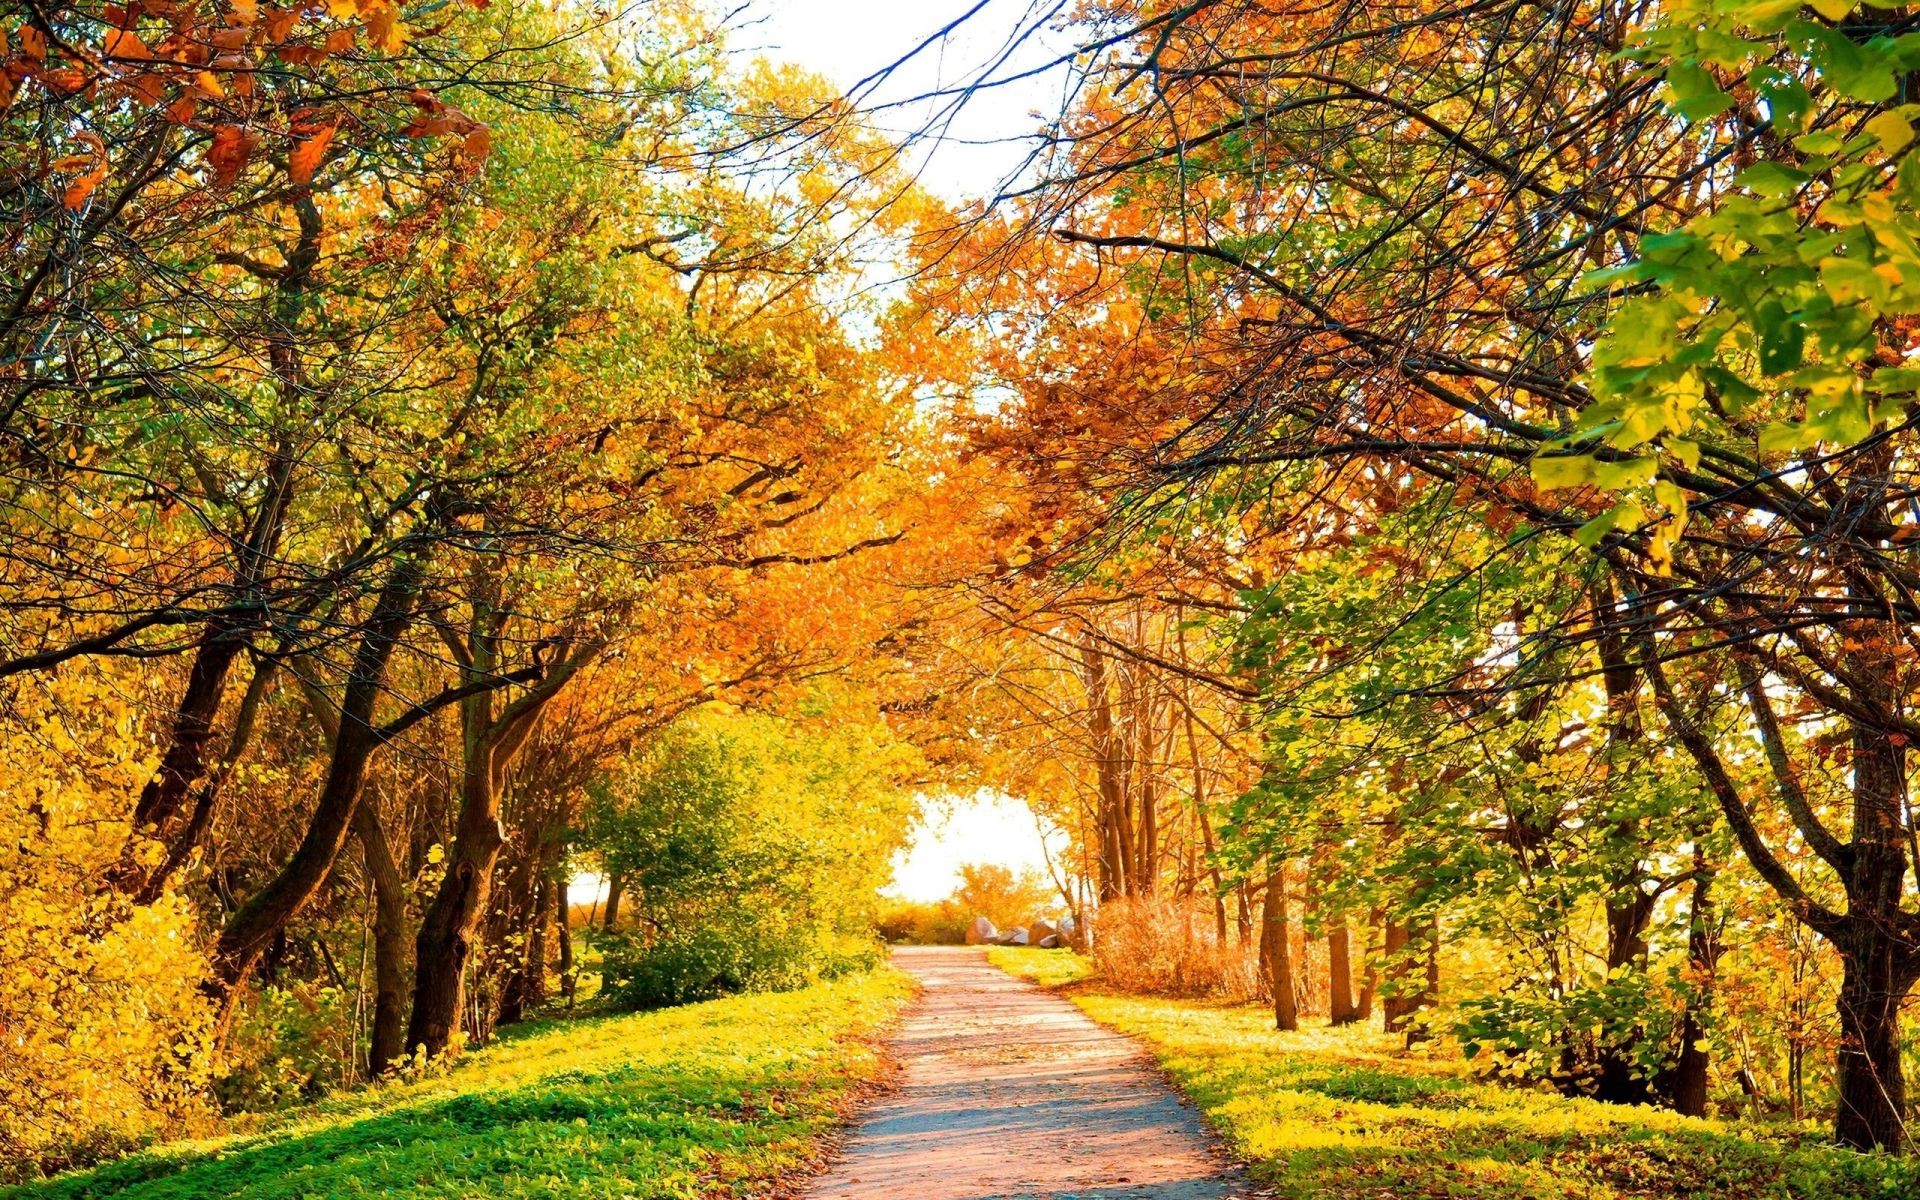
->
0, 672, 214, 1179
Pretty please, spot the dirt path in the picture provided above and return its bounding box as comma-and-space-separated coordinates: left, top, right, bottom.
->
804, 946, 1249, 1200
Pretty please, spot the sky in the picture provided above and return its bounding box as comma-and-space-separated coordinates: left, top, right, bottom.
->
886, 791, 1065, 902
745, 0, 1082, 201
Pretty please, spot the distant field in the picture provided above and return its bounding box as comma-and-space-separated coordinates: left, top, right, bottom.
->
987, 948, 1919, 1200
5, 969, 913, 1200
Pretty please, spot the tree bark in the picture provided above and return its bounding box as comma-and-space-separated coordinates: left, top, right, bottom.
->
1263, 863, 1298, 1031
207, 553, 426, 1029
354, 790, 410, 1077
1669, 855, 1717, 1118
555, 872, 575, 1004
602, 871, 625, 931
406, 610, 592, 1059
1328, 920, 1359, 1025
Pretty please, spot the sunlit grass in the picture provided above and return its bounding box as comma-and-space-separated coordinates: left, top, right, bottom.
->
989, 947, 1918, 1200
6, 969, 914, 1200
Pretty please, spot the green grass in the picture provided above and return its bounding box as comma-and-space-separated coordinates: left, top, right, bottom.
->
987, 948, 1920, 1200
6, 969, 914, 1200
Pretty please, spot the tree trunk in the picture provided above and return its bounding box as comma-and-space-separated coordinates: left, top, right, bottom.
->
1834, 935, 1915, 1151
1263, 863, 1298, 1032
1669, 858, 1717, 1118
602, 871, 625, 931
556, 872, 575, 1004
406, 623, 584, 1059
354, 793, 410, 1077
406, 760, 507, 1058
1328, 920, 1359, 1025
1382, 915, 1439, 1040
1356, 906, 1381, 1021
207, 554, 425, 1029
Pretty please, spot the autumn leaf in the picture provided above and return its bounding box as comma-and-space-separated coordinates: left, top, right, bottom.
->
58, 133, 109, 210
101, 28, 152, 62
206, 125, 256, 189
364, 3, 408, 54
288, 123, 337, 185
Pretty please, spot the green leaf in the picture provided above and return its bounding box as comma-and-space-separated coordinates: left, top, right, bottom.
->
1574, 500, 1648, 548
1758, 301, 1804, 372
1758, 420, 1811, 454
1663, 63, 1734, 121
1531, 454, 1596, 489
1734, 161, 1809, 197
1868, 110, 1915, 153
1820, 256, 1892, 308
1591, 455, 1658, 490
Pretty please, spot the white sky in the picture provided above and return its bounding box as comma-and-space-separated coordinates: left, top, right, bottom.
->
744, 0, 1081, 201
886, 790, 1065, 902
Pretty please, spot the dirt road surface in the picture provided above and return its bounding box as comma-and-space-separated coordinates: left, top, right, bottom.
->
803, 946, 1250, 1200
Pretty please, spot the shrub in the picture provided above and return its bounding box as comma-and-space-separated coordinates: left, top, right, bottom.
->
0, 672, 215, 1181
873, 897, 969, 944
601, 920, 881, 1009
1090, 894, 1263, 1000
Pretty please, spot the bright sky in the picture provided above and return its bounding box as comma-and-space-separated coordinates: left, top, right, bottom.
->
745, 0, 1081, 201
886, 791, 1065, 902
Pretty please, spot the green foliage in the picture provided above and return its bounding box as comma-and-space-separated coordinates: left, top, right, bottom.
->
992, 955, 1920, 1200
582, 706, 917, 1010
1454, 972, 1692, 1096
600, 921, 881, 1010
1545, 0, 1920, 560
2, 970, 912, 1200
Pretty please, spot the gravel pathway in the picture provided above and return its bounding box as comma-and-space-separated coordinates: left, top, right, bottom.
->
804, 946, 1250, 1200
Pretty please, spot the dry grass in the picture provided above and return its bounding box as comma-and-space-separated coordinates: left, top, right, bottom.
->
1090, 895, 1266, 1001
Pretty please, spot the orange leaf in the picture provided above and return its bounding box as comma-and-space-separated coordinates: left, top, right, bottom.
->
462, 125, 491, 161
363, 3, 406, 53
59, 132, 108, 210
18, 24, 46, 61
206, 124, 255, 189
229, 0, 259, 25
167, 93, 198, 123
41, 67, 92, 95
102, 28, 152, 61
288, 123, 335, 185
263, 6, 297, 42
125, 72, 167, 105
323, 26, 354, 53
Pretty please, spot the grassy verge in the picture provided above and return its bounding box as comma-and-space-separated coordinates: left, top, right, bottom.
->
6, 968, 913, 1200
988, 947, 1918, 1200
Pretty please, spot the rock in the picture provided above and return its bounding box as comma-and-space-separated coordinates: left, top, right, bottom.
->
1009, 929, 1030, 946
1027, 919, 1058, 945
966, 916, 997, 945
1039, 935, 1061, 949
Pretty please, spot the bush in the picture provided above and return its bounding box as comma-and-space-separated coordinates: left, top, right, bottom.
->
600, 918, 881, 1009
1091, 894, 1263, 1000
0, 672, 215, 1181
874, 897, 969, 944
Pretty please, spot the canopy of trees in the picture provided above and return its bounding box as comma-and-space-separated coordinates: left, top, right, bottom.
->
9, 0, 1920, 1180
